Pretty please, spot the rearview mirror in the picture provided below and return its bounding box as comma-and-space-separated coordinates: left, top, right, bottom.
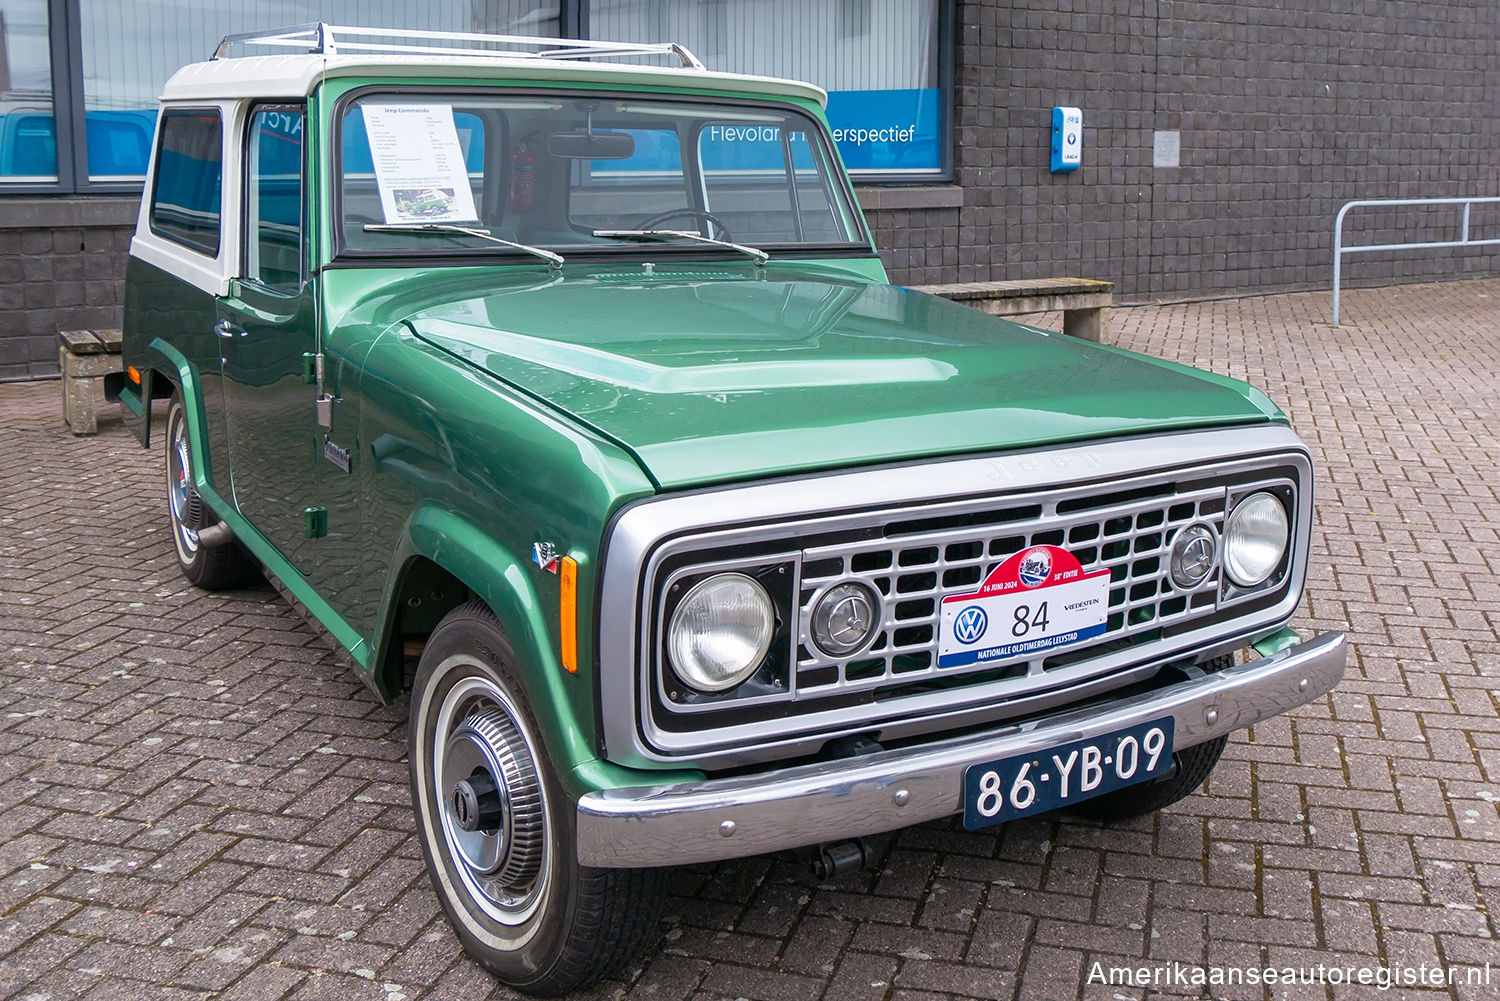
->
546, 130, 635, 160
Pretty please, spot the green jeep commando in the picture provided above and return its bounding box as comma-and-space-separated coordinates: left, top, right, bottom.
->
120, 23, 1347, 996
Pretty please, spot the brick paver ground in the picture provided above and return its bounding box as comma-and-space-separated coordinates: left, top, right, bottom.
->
2, 279, 1497, 1001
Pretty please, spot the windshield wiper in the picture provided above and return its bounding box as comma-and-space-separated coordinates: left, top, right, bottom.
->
592, 229, 769, 266
363, 223, 564, 269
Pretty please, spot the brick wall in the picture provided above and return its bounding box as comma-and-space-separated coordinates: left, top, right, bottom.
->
3, 0, 1498, 377
929, 0, 1500, 299
0, 201, 134, 381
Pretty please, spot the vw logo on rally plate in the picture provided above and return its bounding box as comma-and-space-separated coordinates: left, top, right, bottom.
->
954, 606, 989, 645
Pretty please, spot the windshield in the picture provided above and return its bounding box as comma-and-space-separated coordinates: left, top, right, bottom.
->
337, 91, 867, 261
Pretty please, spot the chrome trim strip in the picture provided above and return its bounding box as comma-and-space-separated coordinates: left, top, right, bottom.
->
599, 424, 1313, 768
577, 631, 1346, 867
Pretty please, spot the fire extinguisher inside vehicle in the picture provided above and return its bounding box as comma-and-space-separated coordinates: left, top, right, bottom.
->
510, 143, 535, 214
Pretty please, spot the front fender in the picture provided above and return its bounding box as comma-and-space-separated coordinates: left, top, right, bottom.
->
378, 503, 600, 780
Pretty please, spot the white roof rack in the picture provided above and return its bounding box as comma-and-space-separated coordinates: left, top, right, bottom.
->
211, 22, 707, 71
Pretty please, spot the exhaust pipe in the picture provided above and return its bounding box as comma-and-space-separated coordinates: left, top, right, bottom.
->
197, 520, 235, 548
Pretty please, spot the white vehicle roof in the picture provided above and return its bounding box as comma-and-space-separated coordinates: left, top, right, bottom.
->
159, 24, 827, 106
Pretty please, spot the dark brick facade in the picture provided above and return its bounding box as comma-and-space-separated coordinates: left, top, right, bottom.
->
0, 202, 134, 381
3, 0, 1498, 377
912, 0, 1500, 294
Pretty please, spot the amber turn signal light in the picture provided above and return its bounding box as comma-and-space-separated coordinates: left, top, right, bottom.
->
559, 556, 578, 673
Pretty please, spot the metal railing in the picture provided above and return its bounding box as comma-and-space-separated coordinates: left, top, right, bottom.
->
1332, 196, 1500, 324
213, 22, 707, 70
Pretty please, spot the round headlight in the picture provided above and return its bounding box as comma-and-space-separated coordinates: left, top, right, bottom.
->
667, 573, 775, 693
1223, 492, 1289, 587
810, 582, 879, 657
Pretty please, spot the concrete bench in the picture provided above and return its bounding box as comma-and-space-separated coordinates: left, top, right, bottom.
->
59, 328, 123, 435
909, 277, 1114, 342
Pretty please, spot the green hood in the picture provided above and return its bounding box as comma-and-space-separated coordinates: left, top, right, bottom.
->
399, 264, 1282, 489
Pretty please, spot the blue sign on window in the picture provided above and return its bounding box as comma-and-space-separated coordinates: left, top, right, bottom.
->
825, 88, 941, 173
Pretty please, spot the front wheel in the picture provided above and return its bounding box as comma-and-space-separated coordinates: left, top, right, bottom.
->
1071, 653, 1234, 821
408, 601, 665, 995
1069, 734, 1228, 820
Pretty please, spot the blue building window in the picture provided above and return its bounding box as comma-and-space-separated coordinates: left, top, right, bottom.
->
1, 0, 949, 192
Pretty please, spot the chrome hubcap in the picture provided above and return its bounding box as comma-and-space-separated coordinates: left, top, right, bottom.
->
435, 686, 548, 923
450, 773, 501, 834
169, 423, 199, 554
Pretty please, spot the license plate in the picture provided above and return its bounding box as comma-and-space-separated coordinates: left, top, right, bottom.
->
938, 545, 1110, 669
962, 717, 1175, 829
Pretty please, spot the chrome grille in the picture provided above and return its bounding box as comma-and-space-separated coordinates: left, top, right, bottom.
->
794, 483, 1230, 696
600, 425, 1314, 767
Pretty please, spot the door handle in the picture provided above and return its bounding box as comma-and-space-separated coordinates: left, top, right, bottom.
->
214, 319, 245, 339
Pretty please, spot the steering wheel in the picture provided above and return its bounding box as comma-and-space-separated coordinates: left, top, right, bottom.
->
631, 207, 733, 242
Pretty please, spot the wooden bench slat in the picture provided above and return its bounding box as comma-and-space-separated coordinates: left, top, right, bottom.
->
906, 278, 1112, 344
910, 278, 1115, 301
59, 329, 107, 354
963, 293, 1111, 314
58, 328, 124, 354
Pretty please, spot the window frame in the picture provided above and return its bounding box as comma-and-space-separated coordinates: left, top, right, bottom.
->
0, 0, 162, 193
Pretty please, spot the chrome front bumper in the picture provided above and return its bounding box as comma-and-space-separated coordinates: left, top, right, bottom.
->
575, 632, 1346, 867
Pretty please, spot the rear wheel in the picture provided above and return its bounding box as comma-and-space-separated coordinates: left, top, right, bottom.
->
409, 601, 665, 995
164, 394, 257, 590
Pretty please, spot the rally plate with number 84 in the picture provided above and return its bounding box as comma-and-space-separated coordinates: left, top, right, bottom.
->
962, 717, 1175, 828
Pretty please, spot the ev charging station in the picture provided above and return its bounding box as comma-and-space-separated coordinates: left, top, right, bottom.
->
1051, 106, 1082, 173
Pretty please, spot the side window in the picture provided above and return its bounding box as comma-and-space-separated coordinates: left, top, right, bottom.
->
785, 129, 855, 242
150, 110, 223, 256
699, 120, 794, 242
698, 118, 850, 244
245, 105, 305, 291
